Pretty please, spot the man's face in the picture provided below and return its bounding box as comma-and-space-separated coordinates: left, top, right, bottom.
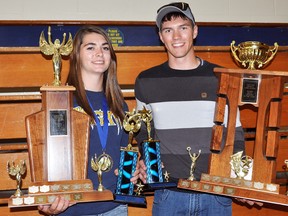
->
159, 16, 198, 60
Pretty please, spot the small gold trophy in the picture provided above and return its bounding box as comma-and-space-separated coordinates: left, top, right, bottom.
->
187, 147, 201, 181
231, 41, 278, 105
39, 26, 73, 86
7, 160, 27, 197
91, 154, 113, 192
230, 151, 253, 179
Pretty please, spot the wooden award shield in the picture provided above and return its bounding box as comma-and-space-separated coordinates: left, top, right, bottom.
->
8, 86, 113, 207
178, 68, 288, 206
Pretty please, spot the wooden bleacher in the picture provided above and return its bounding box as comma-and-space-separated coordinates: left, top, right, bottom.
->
1, 22, 288, 215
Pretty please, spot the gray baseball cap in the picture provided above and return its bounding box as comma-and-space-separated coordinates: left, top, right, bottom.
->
156, 2, 195, 29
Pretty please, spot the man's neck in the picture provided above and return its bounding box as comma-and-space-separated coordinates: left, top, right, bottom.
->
168, 56, 201, 70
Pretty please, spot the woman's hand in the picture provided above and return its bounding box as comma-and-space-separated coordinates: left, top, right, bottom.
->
38, 196, 74, 215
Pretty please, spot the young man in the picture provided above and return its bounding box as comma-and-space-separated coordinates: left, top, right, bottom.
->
135, 2, 246, 215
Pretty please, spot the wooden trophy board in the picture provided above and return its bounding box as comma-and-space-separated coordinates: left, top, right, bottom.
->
9, 85, 113, 208
178, 68, 288, 206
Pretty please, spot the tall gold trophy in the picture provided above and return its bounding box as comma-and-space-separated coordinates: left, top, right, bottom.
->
8, 27, 113, 208
178, 41, 288, 206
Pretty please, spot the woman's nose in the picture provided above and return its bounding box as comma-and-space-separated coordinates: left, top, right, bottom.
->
95, 48, 103, 56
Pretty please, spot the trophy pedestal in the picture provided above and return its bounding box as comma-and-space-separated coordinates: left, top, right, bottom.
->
144, 182, 177, 190
8, 179, 113, 208
114, 194, 146, 206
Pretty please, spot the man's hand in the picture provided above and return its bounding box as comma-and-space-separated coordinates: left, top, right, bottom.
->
136, 159, 147, 184
234, 197, 263, 207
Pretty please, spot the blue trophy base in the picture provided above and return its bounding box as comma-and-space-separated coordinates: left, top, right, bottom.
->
145, 181, 177, 190
114, 193, 147, 206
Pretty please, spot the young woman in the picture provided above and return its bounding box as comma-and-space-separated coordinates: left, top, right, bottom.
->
39, 25, 138, 216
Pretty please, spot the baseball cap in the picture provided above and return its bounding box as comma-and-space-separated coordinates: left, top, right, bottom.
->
156, 2, 196, 28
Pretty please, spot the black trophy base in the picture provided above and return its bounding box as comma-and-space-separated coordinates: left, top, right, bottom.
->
113, 193, 147, 206
145, 181, 177, 190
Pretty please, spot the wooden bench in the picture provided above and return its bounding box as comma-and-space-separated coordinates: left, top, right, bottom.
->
1, 22, 288, 215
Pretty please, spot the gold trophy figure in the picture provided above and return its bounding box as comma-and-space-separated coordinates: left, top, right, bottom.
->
123, 109, 142, 148
187, 147, 201, 181
230, 40, 278, 70
39, 26, 73, 86
230, 151, 253, 179
7, 160, 27, 197
91, 154, 113, 192
138, 107, 153, 140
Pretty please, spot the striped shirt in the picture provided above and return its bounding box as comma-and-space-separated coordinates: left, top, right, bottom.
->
135, 60, 244, 180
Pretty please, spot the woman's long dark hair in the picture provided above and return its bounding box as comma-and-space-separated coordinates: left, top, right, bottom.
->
67, 25, 125, 122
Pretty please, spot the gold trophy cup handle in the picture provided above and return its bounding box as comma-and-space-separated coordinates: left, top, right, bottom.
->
262, 42, 279, 67
230, 40, 244, 67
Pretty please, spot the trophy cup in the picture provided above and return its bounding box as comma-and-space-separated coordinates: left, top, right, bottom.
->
7, 160, 27, 197
8, 27, 113, 208
230, 40, 278, 70
114, 109, 146, 206
139, 107, 176, 190
231, 40, 278, 105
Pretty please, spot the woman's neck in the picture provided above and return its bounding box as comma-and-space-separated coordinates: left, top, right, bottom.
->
82, 73, 104, 92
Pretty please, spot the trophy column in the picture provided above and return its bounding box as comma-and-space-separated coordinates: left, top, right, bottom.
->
26, 85, 90, 182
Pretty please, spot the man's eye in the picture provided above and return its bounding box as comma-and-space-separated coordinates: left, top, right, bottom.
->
87, 47, 94, 50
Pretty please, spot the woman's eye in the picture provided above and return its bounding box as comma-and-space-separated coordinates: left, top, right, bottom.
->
103, 46, 109, 51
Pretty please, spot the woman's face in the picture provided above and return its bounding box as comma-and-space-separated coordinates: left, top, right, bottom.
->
79, 32, 111, 77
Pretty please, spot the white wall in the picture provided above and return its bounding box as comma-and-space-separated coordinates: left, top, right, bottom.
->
0, 0, 288, 23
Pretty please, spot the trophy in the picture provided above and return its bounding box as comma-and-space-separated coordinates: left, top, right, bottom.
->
7, 160, 27, 197
8, 27, 113, 208
187, 147, 201, 181
231, 40, 278, 105
230, 151, 253, 180
179, 40, 288, 206
91, 153, 113, 192
114, 109, 146, 206
139, 107, 176, 190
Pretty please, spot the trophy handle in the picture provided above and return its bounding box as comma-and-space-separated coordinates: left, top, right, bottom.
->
262, 42, 279, 67
230, 41, 243, 66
